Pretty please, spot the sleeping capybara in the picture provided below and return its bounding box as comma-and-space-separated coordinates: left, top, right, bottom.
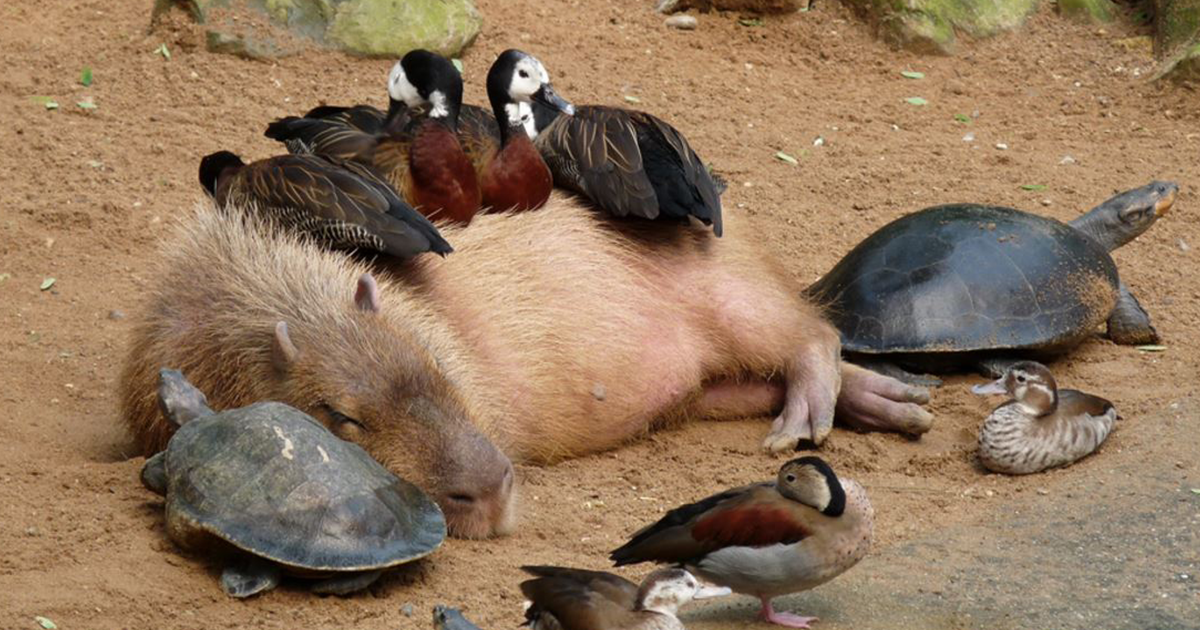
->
119, 192, 932, 538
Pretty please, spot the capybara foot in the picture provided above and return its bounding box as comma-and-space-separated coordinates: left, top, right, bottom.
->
763, 344, 840, 453
835, 363, 932, 436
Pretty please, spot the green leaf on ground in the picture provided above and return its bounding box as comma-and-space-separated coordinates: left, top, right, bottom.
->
905, 97, 928, 106
36, 616, 58, 630
77, 98, 97, 110
954, 113, 971, 123
775, 151, 798, 166
1020, 184, 1046, 191
81, 66, 93, 86
738, 18, 763, 27
155, 43, 171, 60
901, 70, 925, 79
623, 95, 641, 104
40, 278, 57, 291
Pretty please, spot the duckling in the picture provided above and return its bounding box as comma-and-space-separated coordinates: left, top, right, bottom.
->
609, 456, 873, 628
520, 565, 731, 630
432, 605, 483, 630
972, 361, 1118, 475
198, 150, 452, 259
265, 49, 481, 224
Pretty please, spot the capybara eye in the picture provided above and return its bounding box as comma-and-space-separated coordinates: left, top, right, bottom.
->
321, 404, 366, 432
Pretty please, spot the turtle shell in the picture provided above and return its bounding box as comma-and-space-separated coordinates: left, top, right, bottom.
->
162, 402, 445, 572
807, 204, 1120, 355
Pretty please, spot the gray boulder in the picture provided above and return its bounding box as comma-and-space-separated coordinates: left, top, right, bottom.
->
1155, 0, 1200, 81
842, 0, 1040, 55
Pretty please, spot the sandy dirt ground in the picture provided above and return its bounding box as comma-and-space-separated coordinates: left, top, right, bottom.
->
1, 0, 1197, 628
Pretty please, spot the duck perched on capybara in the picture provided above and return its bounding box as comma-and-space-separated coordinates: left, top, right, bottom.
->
119, 193, 932, 538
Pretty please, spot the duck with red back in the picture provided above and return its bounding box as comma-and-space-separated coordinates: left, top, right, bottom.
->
610, 456, 874, 628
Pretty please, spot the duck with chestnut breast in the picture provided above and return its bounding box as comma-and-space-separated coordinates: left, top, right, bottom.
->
609, 457, 873, 628
265, 49, 481, 224
520, 565, 731, 630
972, 361, 1118, 475
198, 150, 452, 259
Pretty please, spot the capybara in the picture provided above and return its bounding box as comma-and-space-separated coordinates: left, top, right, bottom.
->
120, 193, 932, 538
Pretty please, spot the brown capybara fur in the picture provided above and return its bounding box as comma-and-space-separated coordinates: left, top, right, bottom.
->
122, 192, 928, 537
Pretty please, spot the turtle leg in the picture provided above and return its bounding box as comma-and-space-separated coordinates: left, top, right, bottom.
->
853, 360, 943, 388
221, 558, 282, 598
310, 569, 383, 596
1106, 283, 1160, 345
140, 452, 168, 496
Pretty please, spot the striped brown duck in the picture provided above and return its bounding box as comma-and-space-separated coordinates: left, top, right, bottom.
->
198, 150, 451, 259
972, 361, 1118, 475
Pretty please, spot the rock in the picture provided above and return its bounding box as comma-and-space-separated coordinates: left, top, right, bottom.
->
1154, 0, 1200, 81
664, 14, 698, 29
842, 0, 1040, 55
658, 0, 809, 14
1057, 0, 1115, 22
107, 309, 126, 321
152, 0, 481, 59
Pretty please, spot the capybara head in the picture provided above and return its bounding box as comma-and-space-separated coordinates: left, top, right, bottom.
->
269, 274, 517, 539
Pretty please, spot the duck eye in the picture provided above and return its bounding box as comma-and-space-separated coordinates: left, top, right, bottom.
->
518, 70, 529, 79
785, 474, 797, 483
1016, 375, 1026, 383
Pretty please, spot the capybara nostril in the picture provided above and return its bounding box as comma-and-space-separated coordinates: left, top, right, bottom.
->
438, 452, 517, 539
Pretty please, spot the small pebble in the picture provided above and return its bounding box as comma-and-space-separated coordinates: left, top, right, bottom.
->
108, 309, 126, 321
1059, 155, 1077, 165
813, 136, 825, 147
655, 0, 681, 13
401, 603, 414, 617
1179, 238, 1189, 252
962, 132, 975, 142
1041, 199, 1053, 206
664, 15, 697, 30
995, 143, 1008, 151
1036, 488, 1049, 495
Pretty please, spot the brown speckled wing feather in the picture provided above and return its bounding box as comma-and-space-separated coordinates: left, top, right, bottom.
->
456, 104, 501, 177
223, 154, 450, 258
537, 106, 659, 219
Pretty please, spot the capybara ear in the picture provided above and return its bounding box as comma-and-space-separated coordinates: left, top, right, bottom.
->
271, 321, 298, 375
354, 273, 381, 314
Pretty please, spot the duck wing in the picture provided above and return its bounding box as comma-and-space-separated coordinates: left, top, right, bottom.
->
520, 566, 640, 630
1057, 389, 1117, 419
230, 154, 451, 258
610, 483, 813, 567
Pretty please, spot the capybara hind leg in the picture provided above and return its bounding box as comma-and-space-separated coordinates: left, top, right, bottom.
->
837, 363, 933, 437
699, 378, 785, 421
763, 341, 841, 453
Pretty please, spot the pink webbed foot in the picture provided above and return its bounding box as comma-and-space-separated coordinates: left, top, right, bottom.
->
759, 597, 818, 628
835, 362, 933, 437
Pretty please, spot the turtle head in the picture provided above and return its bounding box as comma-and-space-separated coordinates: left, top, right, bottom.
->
1071, 181, 1178, 251
432, 605, 481, 630
156, 368, 215, 428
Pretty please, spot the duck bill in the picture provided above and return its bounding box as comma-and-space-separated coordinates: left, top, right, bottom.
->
532, 83, 575, 116
971, 379, 1008, 396
692, 585, 733, 600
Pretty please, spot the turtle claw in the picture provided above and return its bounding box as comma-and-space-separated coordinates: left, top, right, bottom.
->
221, 559, 281, 598
836, 363, 933, 437
855, 360, 943, 388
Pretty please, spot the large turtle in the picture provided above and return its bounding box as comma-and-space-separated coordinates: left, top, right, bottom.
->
140, 368, 447, 598
806, 181, 1177, 382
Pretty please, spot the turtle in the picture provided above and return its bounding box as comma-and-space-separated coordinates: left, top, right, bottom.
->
805, 180, 1178, 383
140, 368, 447, 598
